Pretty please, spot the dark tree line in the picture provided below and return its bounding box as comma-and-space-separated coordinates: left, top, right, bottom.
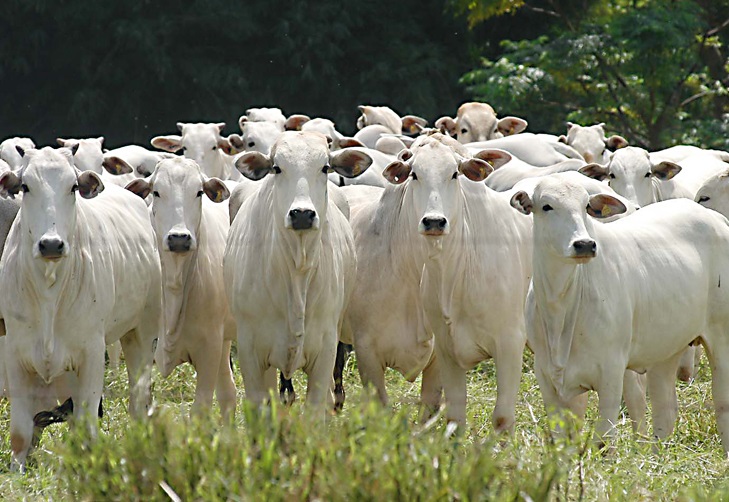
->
0, 0, 475, 147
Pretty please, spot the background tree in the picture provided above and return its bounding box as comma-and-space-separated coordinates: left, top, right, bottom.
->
451, 0, 729, 149
0, 0, 475, 147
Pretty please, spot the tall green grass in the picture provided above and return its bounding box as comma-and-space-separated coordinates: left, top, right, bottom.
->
2, 354, 729, 500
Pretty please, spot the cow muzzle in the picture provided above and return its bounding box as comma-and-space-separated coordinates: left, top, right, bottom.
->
166, 232, 193, 253
571, 239, 597, 260
420, 215, 449, 236
288, 208, 317, 231
38, 235, 66, 260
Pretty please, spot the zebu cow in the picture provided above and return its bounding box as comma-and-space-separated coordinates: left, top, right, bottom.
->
511, 174, 729, 452
126, 157, 236, 418
0, 146, 161, 470
436, 102, 527, 143
348, 133, 531, 430
557, 122, 628, 164
0, 197, 22, 398
224, 131, 371, 409
152, 123, 240, 181
0, 137, 35, 170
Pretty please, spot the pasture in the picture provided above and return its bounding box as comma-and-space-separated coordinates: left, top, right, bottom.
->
1, 352, 727, 500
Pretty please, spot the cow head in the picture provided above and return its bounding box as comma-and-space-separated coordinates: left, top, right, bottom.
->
447, 102, 527, 144
0, 146, 104, 260
579, 146, 680, 208
510, 175, 626, 262
558, 123, 628, 164
151, 122, 233, 179
382, 133, 509, 239
56, 137, 105, 174
356, 105, 402, 134
231, 121, 283, 156
235, 131, 371, 232
126, 157, 229, 254
0, 137, 36, 170
696, 169, 729, 216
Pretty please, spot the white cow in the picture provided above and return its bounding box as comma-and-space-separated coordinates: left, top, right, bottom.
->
104, 144, 177, 178
56, 137, 143, 190
230, 120, 283, 155
557, 122, 628, 164
224, 131, 371, 409
0, 146, 161, 470
348, 132, 531, 430
466, 133, 583, 167
354, 105, 427, 149
125, 157, 236, 418
579, 146, 729, 208
436, 102, 527, 143
327, 147, 394, 188
650, 145, 729, 164
240, 107, 287, 130
0, 197, 21, 398
0, 137, 35, 170
151, 123, 240, 181
479, 148, 586, 191
510, 175, 729, 452
697, 169, 729, 216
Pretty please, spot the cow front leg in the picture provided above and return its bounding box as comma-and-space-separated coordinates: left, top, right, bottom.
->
622, 370, 647, 435
595, 371, 625, 453
215, 339, 237, 422
647, 353, 681, 442
492, 336, 526, 434
72, 340, 106, 438
419, 353, 442, 421
120, 329, 153, 418
304, 337, 337, 412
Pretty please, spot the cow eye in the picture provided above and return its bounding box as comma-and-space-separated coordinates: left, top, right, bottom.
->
196, 190, 204, 197
21, 184, 29, 193
411, 172, 418, 180
153, 191, 160, 198
71, 184, 79, 193
542, 204, 553, 212
321, 165, 330, 174
212, 146, 217, 151
609, 173, 616, 179
460, 128, 467, 134
698, 195, 710, 203
644, 172, 651, 178
181, 146, 187, 152
248, 141, 255, 148
273, 166, 281, 174
451, 172, 458, 179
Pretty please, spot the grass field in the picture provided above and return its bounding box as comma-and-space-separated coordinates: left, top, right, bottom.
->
1, 351, 729, 500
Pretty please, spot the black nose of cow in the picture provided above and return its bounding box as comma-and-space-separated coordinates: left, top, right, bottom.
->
167, 232, 192, 252
289, 209, 316, 230
573, 239, 597, 256
421, 216, 448, 233
38, 237, 65, 259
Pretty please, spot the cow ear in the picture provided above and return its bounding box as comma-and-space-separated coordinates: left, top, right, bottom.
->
102, 156, 134, 175
217, 137, 234, 155
435, 116, 457, 137
216, 122, 226, 134
228, 134, 245, 153
510, 191, 533, 215
125, 178, 152, 199
285, 114, 311, 131
497, 116, 528, 136
383, 160, 411, 184
337, 137, 365, 149
56, 137, 68, 147
652, 161, 681, 180
77, 171, 104, 199
459, 158, 494, 182
579, 163, 610, 181
558, 134, 568, 144
401, 115, 428, 135
472, 148, 511, 170
605, 135, 628, 151
330, 149, 373, 178
587, 193, 626, 219
235, 152, 274, 181
0, 171, 22, 198
151, 135, 183, 153
203, 177, 230, 203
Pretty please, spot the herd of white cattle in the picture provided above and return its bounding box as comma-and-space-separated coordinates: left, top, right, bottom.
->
2, 101, 729, 470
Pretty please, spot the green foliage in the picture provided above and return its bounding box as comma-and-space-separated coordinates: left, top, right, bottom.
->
0, 0, 474, 146
458, 0, 729, 149
3, 356, 729, 499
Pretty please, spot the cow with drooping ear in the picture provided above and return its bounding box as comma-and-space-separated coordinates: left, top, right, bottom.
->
0, 146, 161, 471
125, 157, 236, 419
225, 131, 371, 413
557, 122, 628, 164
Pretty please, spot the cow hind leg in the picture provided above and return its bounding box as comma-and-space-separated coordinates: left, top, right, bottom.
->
702, 334, 729, 455
647, 353, 681, 442
238, 337, 273, 405
106, 341, 122, 370
190, 339, 223, 417
492, 339, 525, 434
279, 373, 296, 406
677, 345, 697, 382
304, 340, 337, 412
622, 370, 647, 435
120, 329, 154, 418
419, 354, 442, 422
355, 341, 389, 406
333, 342, 352, 413
215, 340, 237, 422
595, 372, 625, 453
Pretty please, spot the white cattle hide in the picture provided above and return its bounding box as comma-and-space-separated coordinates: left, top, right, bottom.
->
481, 148, 586, 191
436, 102, 527, 143
466, 133, 582, 167
0, 137, 35, 170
